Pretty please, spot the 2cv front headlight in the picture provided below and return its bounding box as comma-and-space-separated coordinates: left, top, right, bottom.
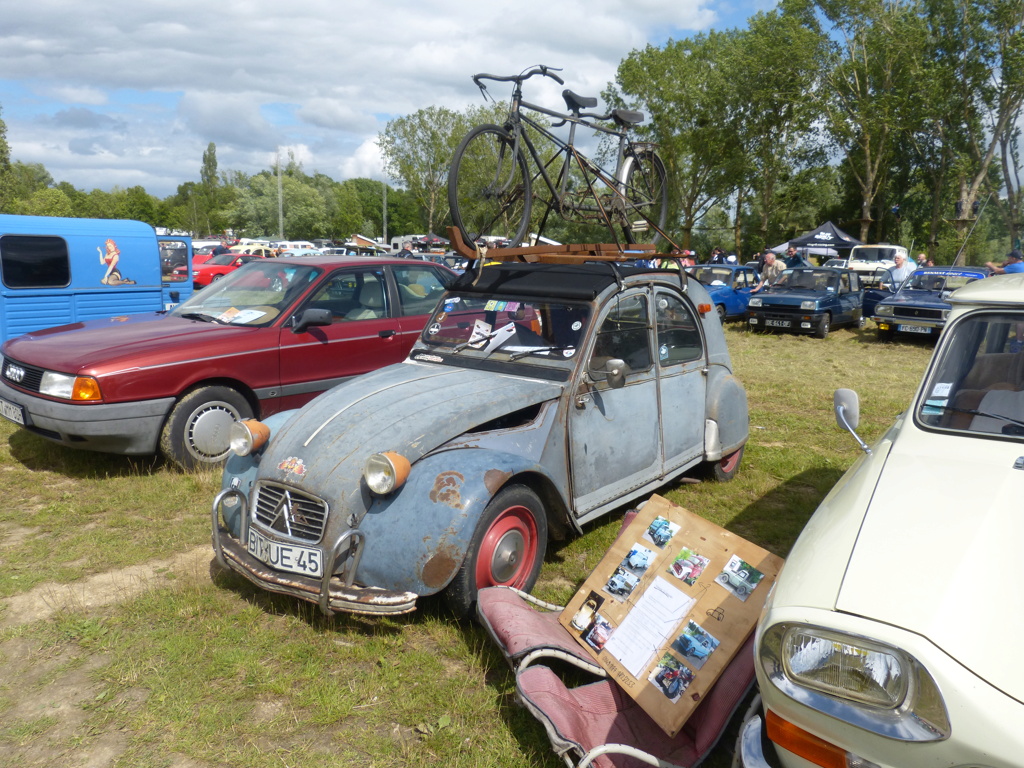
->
364, 452, 411, 495
229, 419, 271, 456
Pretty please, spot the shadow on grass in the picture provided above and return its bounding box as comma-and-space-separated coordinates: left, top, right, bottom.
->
7, 428, 166, 478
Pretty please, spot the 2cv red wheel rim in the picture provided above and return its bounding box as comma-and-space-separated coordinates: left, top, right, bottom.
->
475, 504, 540, 588
719, 449, 742, 474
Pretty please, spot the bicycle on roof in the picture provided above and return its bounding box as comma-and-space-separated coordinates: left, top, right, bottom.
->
447, 65, 669, 250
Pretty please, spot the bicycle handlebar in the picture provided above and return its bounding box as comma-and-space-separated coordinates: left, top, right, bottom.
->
472, 66, 565, 89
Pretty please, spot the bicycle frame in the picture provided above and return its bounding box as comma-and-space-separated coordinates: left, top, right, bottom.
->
503, 85, 646, 236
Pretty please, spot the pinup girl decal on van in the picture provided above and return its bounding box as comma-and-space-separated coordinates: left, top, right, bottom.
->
98, 238, 136, 285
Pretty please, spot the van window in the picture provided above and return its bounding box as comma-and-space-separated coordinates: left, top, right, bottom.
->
0, 235, 72, 289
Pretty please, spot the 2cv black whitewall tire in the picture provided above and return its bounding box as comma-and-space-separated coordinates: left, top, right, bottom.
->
444, 484, 548, 617
160, 385, 254, 469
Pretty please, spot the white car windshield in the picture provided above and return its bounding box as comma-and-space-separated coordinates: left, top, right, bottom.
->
917, 311, 1024, 439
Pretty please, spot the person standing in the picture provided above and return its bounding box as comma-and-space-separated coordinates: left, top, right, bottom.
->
986, 249, 1024, 274
888, 252, 915, 287
752, 252, 785, 292
395, 241, 415, 259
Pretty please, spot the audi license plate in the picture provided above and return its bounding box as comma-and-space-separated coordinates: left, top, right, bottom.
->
0, 396, 25, 426
247, 529, 323, 577
898, 324, 931, 334
765, 319, 790, 328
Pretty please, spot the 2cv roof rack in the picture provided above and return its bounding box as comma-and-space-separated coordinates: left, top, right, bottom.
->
447, 226, 659, 265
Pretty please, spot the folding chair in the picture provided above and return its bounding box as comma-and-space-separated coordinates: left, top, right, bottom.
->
515, 634, 756, 768
476, 508, 639, 677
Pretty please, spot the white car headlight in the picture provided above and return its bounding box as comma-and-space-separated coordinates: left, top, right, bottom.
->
760, 623, 950, 741
748, 297, 763, 307
800, 300, 816, 310
876, 305, 894, 316
364, 452, 411, 495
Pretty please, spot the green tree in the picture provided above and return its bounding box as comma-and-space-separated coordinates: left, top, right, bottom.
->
0, 105, 13, 213
19, 187, 74, 217
379, 106, 475, 235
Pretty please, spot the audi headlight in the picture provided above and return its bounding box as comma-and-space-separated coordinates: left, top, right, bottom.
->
748, 297, 763, 307
760, 623, 949, 741
40, 372, 102, 401
229, 419, 271, 456
876, 305, 894, 316
800, 300, 816, 310
364, 452, 411, 495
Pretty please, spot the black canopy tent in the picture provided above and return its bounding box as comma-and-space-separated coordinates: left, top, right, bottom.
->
787, 221, 862, 252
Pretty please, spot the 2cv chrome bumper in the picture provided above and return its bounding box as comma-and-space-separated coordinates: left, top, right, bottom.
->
211, 488, 418, 616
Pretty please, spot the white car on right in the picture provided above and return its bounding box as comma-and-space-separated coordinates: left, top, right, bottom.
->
740, 274, 1024, 768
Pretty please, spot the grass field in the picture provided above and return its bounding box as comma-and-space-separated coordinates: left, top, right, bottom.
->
0, 324, 935, 768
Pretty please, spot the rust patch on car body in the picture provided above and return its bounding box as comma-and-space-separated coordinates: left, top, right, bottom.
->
430, 471, 465, 509
484, 468, 512, 495
421, 541, 460, 588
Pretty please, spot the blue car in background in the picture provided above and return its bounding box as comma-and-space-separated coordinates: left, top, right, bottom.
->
870, 266, 988, 342
686, 264, 760, 321
747, 267, 864, 339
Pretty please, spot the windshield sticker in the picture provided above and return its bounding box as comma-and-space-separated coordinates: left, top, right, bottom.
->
921, 398, 948, 417
932, 382, 953, 398
427, 322, 441, 335
562, 349, 576, 357
572, 320, 583, 331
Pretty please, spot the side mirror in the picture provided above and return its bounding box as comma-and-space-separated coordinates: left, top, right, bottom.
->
834, 388, 870, 454
292, 307, 333, 334
606, 358, 627, 389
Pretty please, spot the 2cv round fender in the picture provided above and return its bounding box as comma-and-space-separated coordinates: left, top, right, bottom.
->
355, 448, 559, 596
702, 367, 749, 461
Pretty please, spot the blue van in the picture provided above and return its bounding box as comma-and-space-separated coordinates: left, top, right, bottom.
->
0, 215, 193, 343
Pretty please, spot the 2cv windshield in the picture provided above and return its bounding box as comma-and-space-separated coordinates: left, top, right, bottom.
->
421, 293, 591, 370
917, 311, 1024, 440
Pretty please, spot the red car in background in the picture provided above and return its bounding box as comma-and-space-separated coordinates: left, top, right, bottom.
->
182, 252, 266, 288
0, 256, 456, 468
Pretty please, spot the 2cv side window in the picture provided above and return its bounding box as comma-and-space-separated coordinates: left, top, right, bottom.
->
588, 291, 652, 375
655, 292, 703, 366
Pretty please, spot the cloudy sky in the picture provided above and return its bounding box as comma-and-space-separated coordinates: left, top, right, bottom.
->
2, 0, 771, 199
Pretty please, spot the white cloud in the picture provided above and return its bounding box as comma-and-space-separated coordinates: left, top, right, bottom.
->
1, 0, 749, 197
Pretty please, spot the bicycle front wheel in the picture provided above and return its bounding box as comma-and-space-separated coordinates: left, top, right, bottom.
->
618, 148, 668, 244
448, 124, 532, 249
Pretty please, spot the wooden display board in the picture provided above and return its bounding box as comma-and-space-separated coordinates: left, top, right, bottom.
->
558, 494, 784, 737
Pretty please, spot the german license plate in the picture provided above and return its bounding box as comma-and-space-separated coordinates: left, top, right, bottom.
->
766, 319, 790, 328
898, 324, 931, 334
247, 528, 323, 577
0, 396, 25, 426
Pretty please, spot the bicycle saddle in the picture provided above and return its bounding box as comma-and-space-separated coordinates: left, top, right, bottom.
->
562, 89, 598, 114
612, 109, 645, 126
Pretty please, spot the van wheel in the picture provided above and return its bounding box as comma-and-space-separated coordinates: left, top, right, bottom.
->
444, 484, 547, 618
160, 385, 253, 469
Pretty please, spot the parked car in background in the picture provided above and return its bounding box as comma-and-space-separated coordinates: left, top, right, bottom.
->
846, 242, 906, 281
747, 267, 864, 338
182, 252, 265, 288
739, 274, 1024, 768
229, 244, 277, 258
211, 260, 750, 618
686, 264, 760, 321
280, 248, 324, 258
0, 256, 455, 468
870, 265, 988, 342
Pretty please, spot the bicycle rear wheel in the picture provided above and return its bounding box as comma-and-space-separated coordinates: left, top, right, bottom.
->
448, 124, 532, 249
618, 148, 668, 245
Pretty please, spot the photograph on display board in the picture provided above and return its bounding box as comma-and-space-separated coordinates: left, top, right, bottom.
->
667, 546, 710, 586
671, 620, 721, 670
715, 554, 765, 601
603, 567, 640, 601
643, 515, 680, 549
569, 591, 604, 633
621, 544, 655, 575
585, 616, 614, 651
649, 654, 695, 703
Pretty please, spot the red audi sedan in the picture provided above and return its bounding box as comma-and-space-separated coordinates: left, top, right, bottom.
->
0, 256, 455, 467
